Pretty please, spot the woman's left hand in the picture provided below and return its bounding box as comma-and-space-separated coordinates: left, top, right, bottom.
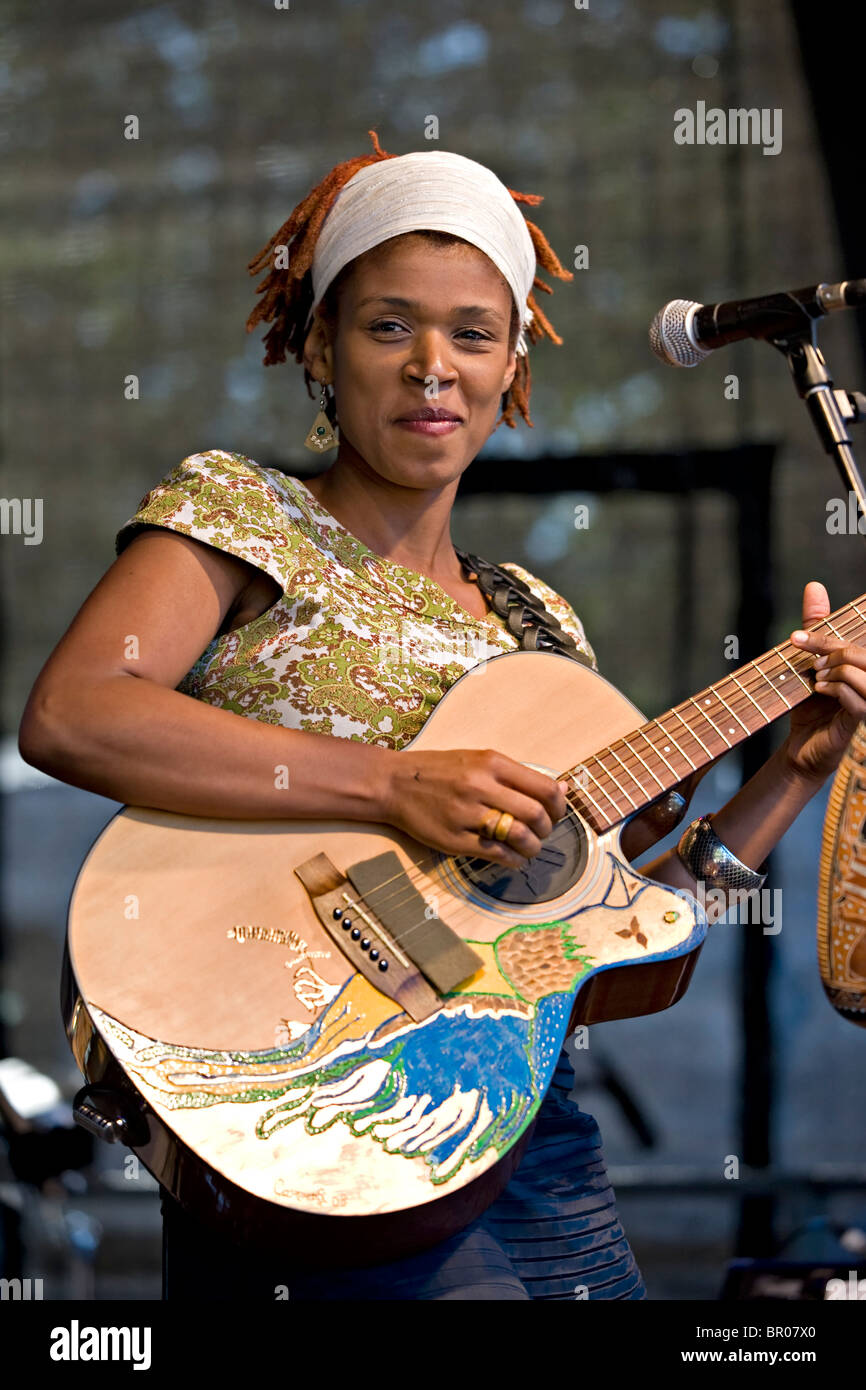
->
784, 580, 866, 785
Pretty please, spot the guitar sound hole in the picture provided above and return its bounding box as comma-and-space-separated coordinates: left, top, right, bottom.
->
452, 807, 588, 904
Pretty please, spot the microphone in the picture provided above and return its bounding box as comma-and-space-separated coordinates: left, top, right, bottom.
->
649, 278, 866, 367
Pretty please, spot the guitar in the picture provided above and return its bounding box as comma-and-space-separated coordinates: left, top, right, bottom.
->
63, 595, 860, 1266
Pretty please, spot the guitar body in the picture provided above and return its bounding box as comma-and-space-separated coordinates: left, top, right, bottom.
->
64, 649, 707, 1264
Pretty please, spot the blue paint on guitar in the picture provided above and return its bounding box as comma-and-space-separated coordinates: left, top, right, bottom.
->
255, 987, 575, 1184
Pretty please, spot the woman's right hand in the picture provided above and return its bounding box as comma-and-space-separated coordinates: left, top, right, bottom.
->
382, 747, 570, 869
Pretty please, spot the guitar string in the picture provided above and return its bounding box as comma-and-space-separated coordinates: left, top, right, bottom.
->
358, 615, 850, 910
319, 609, 860, 958
337, 618, 853, 935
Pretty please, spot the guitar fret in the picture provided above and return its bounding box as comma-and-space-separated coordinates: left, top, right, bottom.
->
567, 773, 605, 820
688, 694, 734, 751
575, 789, 608, 817
824, 618, 844, 639
597, 749, 639, 809
648, 721, 692, 777
775, 644, 813, 693
730, 673, 770, 723
753, 653, 794, 711
668, 707, 708, 761
635, 727, 678, 780
575, 763, 620, 821
622, 735, 666, 791
708, 683, 750, 738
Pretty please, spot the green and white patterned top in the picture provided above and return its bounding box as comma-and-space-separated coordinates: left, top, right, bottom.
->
115, 449, 598, 750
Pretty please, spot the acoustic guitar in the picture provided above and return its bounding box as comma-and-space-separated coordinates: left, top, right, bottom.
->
63, 596, 860, 1265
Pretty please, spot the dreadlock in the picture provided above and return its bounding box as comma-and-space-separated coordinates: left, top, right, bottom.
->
245, 130, 573, 429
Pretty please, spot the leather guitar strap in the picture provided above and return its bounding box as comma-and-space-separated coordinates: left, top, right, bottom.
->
454, 545, 595, 669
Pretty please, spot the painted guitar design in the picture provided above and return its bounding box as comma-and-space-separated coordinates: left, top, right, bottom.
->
63, 594, 863, 1263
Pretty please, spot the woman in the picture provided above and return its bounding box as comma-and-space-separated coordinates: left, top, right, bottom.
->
19, 131, 865, 1300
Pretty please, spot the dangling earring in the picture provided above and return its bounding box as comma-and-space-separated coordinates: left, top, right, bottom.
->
304, 381, 338, 453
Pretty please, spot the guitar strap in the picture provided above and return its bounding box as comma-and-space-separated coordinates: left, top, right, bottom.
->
453, 546, 596, 669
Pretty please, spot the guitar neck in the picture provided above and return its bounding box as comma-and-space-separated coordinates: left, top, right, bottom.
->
562, 591, 866, 832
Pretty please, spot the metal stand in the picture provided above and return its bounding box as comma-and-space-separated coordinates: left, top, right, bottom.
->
770, 321, 866, 512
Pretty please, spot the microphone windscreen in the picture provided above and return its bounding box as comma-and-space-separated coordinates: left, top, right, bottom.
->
649, 299, 708, 368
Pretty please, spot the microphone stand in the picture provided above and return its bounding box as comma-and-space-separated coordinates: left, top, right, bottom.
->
768, 315, 866, 515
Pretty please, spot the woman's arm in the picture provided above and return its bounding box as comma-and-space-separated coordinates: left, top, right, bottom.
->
18, 528, 567, 870
18, 529, 394, 822
640, 580, 866, 925
639, 741, 825, 923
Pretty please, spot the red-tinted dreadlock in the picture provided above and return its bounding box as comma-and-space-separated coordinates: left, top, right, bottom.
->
246, 130, 573, 429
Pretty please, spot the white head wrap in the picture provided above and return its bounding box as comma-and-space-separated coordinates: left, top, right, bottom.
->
308, 150, 537, 355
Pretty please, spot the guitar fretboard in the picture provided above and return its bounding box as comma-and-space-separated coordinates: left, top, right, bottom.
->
561, 592, 866, 830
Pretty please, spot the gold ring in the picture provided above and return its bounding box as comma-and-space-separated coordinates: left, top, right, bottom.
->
493, 812, 514, 842
478, 808, 500, 840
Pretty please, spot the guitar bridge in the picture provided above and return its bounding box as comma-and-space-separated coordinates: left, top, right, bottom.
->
293, 851, 482, 1023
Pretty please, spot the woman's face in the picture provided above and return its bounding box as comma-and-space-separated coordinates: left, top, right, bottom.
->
303, 234, 518, 492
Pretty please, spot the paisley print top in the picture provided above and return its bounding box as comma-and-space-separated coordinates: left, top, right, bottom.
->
115, 449, 598, 748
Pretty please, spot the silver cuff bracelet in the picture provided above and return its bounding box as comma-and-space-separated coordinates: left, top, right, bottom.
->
676, 815, 768, 893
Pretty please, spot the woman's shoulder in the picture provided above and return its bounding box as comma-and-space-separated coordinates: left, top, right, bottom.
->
497, 559, 598, 671
139, 448, 297, 505
113, 450, 321, 605
115, 449, 307, 556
